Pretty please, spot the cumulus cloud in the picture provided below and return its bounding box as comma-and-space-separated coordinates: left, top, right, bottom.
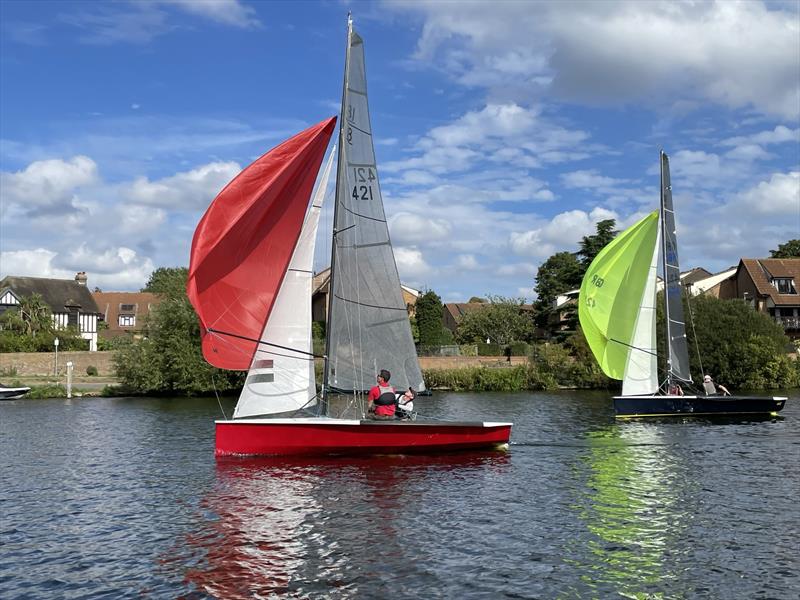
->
0, 245, 155, 290
165, 0, 260, 29
391, 0, 800, 119
0, 155, 98, 213
389, 213, 451, 243
736, 171, 800, 216
509, 207, 618, 258
122, 161, 240, 209
393, 246, 434, 281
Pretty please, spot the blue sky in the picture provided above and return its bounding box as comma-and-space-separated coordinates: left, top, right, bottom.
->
1, 0, 798, 302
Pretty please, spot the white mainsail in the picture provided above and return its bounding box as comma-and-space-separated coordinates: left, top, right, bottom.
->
622, 227, 660, 395
233, 147, 336, 418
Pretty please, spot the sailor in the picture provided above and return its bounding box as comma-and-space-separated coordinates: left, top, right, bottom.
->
367, 369, 396, 419
703, 374, 730, 396
396, 388, 416, 419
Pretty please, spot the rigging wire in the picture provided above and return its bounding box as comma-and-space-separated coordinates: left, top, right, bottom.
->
685, 287, 705, 381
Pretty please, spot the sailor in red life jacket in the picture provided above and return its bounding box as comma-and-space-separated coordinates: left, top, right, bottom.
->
368, 369, 396, 420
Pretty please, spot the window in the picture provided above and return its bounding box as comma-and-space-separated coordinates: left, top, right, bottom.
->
772, 278, 797, 294
67, 310, 79, 327
120, 303, 136, 311
119, 315, 136, 327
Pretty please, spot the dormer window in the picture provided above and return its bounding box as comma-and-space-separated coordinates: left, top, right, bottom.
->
772, 278, 797, 294
120, 303, 136, 312
119, 315, 136, 327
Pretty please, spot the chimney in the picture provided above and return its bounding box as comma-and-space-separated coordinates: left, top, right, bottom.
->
75, 271, 88, 286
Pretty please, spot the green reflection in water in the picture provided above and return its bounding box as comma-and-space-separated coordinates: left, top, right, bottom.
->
564, 424, 692, 599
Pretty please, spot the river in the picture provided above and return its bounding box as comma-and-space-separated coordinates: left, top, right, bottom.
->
1, 391, 797, 598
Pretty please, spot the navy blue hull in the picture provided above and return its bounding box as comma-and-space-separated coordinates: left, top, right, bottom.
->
613, 395, 787, 417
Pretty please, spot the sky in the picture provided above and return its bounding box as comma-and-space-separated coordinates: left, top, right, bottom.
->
1, 0, 799, 302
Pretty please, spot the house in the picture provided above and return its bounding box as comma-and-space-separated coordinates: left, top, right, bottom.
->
656, 267, 714, 293
443, 302, 488, 333
683, 266, 738, 298
721, 258, 800, 338
93, 291, 162, 340
311, 267, 420, 325
549, 289, 580, 334
0, 272, 101, 351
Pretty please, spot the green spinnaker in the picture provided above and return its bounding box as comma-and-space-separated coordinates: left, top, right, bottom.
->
579, 211, 659, 380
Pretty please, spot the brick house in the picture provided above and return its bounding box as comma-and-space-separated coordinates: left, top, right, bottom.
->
0, 272, 101, 351
311, 267, 420, 324
93, 291, 162, 340
723, 258, 800, 339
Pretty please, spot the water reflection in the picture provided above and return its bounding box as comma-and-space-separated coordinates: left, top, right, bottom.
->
567, 423, 692, 599
183, 452, 510, 598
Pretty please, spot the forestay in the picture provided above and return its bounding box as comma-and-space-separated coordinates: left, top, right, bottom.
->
325, 22, 425, 394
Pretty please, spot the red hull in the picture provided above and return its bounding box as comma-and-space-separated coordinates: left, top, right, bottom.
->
215, 418, 512, 457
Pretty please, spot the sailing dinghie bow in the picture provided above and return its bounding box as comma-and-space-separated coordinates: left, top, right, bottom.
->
188, 16, 512, 455
579, 151, 787, 418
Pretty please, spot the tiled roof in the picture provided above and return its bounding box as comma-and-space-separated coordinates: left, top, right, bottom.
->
0, 276, 100, 314
739, 258, 800, 306
93, 292, 162, 332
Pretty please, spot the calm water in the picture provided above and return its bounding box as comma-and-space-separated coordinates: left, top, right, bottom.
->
1, 391, 798, 599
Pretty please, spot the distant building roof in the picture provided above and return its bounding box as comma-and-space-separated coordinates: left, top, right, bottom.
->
738, 258, 800, 306
93, 291, 162, 336
0, 275, 100, 314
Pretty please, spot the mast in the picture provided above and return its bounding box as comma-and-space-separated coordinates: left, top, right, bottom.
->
659, 150, 693, 388
660, 150, 672, 390
321, 13, 353, 416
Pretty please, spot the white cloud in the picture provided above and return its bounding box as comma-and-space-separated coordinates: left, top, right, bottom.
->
394, 246, 433, 281
392, 0, 800, 119
389, 213, 451, 243
0, 245, 154, 290
736, 171, 800, 216
455, 254, 479, 270
720, 125, 800, 147
509, 207, 618, 258
122, 161, 240, 209
165, 0, 261, 29
561, 169, 628, 189
0, 155, 98, 211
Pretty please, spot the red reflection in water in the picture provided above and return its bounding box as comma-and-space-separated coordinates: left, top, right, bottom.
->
181, 452, 509, 598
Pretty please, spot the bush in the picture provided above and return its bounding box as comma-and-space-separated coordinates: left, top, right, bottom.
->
86, 365, 98, 376
477, 343, 503, 356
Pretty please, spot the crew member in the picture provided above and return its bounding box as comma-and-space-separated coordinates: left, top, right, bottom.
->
368, 369, 396, 419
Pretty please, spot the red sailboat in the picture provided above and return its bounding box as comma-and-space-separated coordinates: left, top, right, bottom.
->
188, 17, 512, 456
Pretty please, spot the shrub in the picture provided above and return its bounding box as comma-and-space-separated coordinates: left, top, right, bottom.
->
86, 365, 98, 376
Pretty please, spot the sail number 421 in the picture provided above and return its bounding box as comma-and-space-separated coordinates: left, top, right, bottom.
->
352, 167, 376, 201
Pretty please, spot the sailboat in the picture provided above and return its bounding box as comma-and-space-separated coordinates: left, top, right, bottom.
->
579, 151, 787, 418
187, 16, 512, 455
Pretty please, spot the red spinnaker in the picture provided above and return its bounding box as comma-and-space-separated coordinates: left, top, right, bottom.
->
187, 116, 336, 370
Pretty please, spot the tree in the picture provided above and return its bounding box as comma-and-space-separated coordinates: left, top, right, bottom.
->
770, 239, 800, 258
533, 251, 582, 328
0, 293, 86, 352
455, 296, 534, 345
415, 289, 449, 346
657, 294, 796, 389
113, 292, 244, 394
115, 266, 243, 394
142, 267, 189, 298
578, 219, 617, 269
468, 296, 487, 303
